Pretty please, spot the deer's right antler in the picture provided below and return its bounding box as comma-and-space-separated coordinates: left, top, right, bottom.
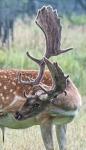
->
18, 6, 72, 86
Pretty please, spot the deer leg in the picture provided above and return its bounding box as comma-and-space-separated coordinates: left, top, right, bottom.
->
40, 122, 54, 150
55, 124, 67, 150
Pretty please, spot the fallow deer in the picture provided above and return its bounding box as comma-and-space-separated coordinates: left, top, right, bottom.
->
0, 6, 81, 150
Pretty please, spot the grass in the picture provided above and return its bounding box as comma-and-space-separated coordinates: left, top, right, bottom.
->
0, 16, 86, 149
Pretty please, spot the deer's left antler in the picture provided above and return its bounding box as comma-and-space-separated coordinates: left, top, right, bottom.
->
39, 58, 69, 96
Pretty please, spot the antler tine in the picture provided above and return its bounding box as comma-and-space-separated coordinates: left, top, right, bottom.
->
26, 52, 42, 65
26, 51, 45, 85
18, 52, 45, 85
55, 48, 73, 56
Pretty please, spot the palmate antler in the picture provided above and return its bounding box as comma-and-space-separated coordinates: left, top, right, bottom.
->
18, 6, 72, 86
16, 6, 72, 120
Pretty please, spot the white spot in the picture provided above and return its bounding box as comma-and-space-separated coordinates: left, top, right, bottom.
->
12, 82, 16, 86
4, 75, 7, 79
2, 97, 4, 100
10, 89, 13, 93
0, 93, 3, 97
6, 96, 9, 100
4, 86, 7, 90
13, 91, 16, 95
0, 83, 2, 86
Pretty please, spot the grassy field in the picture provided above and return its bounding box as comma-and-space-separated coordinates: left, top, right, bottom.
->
0, 17, 86, 149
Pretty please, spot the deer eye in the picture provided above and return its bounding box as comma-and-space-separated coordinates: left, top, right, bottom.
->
33, 103, 40, 110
